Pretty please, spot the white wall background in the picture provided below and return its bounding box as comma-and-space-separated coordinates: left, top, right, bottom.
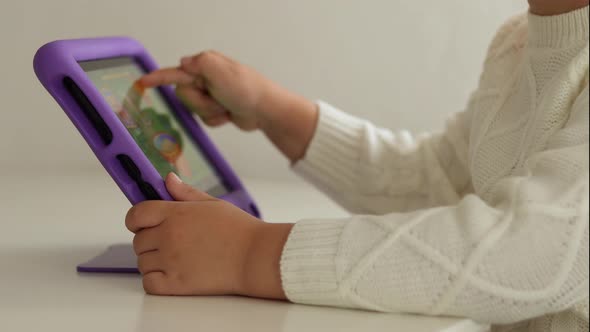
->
1, 0, 526, 180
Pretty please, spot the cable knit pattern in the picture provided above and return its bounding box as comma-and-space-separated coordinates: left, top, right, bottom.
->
282, 8, 589, 332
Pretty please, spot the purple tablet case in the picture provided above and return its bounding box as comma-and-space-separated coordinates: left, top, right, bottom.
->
34, 37, 260, 274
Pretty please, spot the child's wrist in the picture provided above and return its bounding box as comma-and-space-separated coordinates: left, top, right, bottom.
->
257, 87, 318, 162
257, 84, 313, 131
257, 85, 292, 132
238, 222, 294, 300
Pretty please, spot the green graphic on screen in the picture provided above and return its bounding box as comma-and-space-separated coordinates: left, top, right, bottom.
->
80, 57, 227, 197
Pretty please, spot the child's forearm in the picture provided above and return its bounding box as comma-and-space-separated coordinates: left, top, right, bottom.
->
240, 222, 295, 300
259, 88, 319, 164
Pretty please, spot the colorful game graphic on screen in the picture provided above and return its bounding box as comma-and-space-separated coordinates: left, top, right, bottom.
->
80, 58, 227, 197
120, 82, 188, 177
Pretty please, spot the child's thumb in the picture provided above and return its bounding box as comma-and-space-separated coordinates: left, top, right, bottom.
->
165, 173, 212, 202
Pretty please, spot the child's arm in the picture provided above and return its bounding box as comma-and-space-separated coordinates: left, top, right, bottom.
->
292, 102, 474, 215
279, 86, 590, 324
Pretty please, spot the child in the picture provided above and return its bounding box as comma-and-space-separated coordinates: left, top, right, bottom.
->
125, 1, 589, 331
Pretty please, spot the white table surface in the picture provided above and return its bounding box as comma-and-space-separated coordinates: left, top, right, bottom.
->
0, 172, 489, 332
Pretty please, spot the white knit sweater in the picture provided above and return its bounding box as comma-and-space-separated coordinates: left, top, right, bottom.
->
281, 8, 589, 332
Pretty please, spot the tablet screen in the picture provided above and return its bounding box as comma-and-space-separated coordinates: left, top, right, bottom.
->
80, 57, 228, 197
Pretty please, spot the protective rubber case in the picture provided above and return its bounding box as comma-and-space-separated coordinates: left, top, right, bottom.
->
34, 37, 260, 273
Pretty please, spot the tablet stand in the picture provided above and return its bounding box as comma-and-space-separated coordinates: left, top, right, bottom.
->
77, 244, 139, 273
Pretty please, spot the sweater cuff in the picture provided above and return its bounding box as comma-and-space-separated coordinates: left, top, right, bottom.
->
528, 6, 589, 48
293, 101, 366, 192
280, 217, 351, 306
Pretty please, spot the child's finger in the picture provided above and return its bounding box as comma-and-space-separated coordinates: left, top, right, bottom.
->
142, 271, 169, 295
133, 227, 160, 256
165, 173, 213, 202
125, 201, 169, 233
180, 52, 221, 78
176, 86, 226, 118
137, 251, 164, 275
202, 113, 231, 127
139, 68, 194, 88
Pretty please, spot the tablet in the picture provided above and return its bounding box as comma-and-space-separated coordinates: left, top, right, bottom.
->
34, 37, 260, 272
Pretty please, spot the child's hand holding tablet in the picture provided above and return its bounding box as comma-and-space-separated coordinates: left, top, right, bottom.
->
126, 172, 292, 299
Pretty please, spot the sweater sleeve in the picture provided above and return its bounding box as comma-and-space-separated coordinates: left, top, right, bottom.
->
281, 87, 589, 324
292, 13, 530, 216
293, 101, 474, 215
